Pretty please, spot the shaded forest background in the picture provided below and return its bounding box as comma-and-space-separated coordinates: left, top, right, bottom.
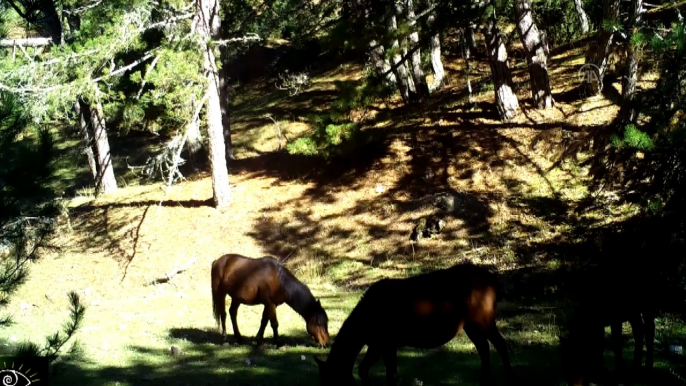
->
1, 0, 686, 384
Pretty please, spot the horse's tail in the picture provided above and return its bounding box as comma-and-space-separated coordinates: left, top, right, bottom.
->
211, 258, 225, 329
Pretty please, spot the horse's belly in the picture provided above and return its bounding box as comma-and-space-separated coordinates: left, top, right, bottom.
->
395, 319, 463, 349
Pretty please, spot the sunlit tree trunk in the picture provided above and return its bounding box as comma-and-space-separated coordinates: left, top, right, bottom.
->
482, 3, 520, 120
386, 5, 413, 104
196, 0, 232, 209
620, 0, 643, 123
515, 0, 554, 108
461, 27, 474, 103
357, 0, 397, 86
74, 101, 98, 183
405, 0, 429, 100
426, 4, 445, 92
86, 98, 118, 194
574, 0, 591, 34
582, 0, 620, 95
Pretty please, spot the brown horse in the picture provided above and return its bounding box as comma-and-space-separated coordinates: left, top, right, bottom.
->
211, 253, 329, 347
314, 261, 514, 386
560, 266, 656, 385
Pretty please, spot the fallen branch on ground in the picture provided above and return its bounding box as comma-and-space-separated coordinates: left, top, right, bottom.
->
149, 257, 197, 285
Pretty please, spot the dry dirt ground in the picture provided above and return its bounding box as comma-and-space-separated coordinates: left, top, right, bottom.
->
1, 33, 684, 386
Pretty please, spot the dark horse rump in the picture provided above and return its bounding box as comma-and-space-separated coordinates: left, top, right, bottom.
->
315, 261, 514, 386
211, 253, 329, 347
560, 265, 656, 385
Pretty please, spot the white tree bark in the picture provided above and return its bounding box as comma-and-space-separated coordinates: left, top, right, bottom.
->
427, 10, 445, 92
573, 0, 591, 34
482, 4, 520, 120
515, 0, 554, 108
405, 0, 429, 99
196, 0, 231, 209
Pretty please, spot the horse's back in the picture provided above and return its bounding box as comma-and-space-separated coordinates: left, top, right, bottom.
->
212, 253, 281, 303
354, 262, 501, 342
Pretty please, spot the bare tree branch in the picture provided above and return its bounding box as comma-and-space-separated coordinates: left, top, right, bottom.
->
214, 33, 261, 46
62, 0, 103, 15
142, 13, 194, 32
0, 38, 53, 47
92, 52, 155, 83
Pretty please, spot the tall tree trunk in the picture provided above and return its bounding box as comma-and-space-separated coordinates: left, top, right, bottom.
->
87, 98, 118, 194
582, 0, 620, 96
386, 6, 413, 104
74, 101, 98, 182
515, 0, 554, 109
482, 4, 520, 120
466, 22, 477, 51
574, 0, 591, 34
218, 46, 235, 161
369, 40, 398, 85
461, 28, 474, 103
358, 0, 397, 86
427, 9, 446, 92
620, 0, 643, 123
405, 0, 429, 100
197, 0, 232, 209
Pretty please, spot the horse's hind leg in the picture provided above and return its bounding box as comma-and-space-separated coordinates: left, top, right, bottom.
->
465, 325, 495, 386
380, 348, 399, 386
486, 323, 515, 384
644, 311, 655, 370
358, 345, 382, 386
627, 315, 645, 371
229, 301, 243, 344
610, 321, 626, 374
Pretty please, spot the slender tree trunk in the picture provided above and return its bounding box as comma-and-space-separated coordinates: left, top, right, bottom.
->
74, 101, 98, 181
369, 40, 398, 85
574, 0, 591, 34
620, 0, 643, 123
482, 4, 520, 120
461, 28, 474, 103
405, 0, 429, 100
386, 6, 413, 104
87, 99, 118, 194
515, 0, 554, 108
197, 0, 232, 209
427, 9, 446, 92
466, 22, 477, 51
359, 0, 397, 86
218, 49, 235, 161
582, 0, 620, 96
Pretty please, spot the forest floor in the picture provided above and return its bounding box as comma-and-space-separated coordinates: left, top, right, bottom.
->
1, 31, 685, 386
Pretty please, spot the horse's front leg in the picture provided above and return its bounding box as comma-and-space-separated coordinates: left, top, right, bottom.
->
359, 345, 382, 386
264, 301, 280, 347
381, 348, 398, 386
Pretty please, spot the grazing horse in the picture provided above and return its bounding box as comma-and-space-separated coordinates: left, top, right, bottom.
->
211, 253, 329, 347
314, 261, 514, 386
560, 266, 655, 385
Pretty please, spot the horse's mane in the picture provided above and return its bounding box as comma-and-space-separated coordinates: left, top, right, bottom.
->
276, 262, 322, 320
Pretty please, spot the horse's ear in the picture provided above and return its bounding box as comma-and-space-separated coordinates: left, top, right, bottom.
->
316, 299, 321, 305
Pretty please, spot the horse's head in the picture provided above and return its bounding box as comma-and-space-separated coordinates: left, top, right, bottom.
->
314, 356, 357, 386
307, 299, 330, 346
